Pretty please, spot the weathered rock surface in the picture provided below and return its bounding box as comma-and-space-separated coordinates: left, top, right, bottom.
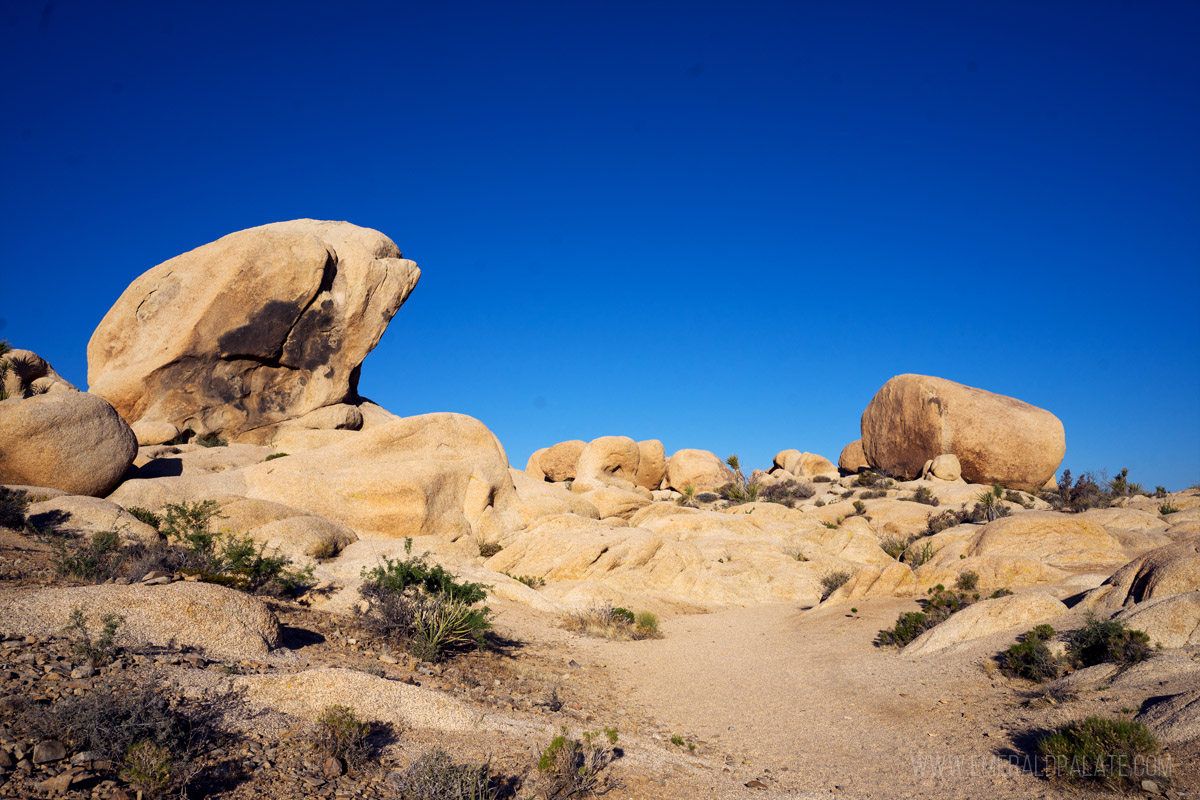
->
904, 591, 1067, 656
962, 511, 1126, 570
26, 495, 160, 545
1078, 541, 1200, 611
509, 468, 600, 526
838, 439, 868, 473
1138, 689, 1200, 745
666, 449, 734, 493
241, 412, 520, 542
88, 219, 419, 441
1113, 592, 1200, 648
572, 436, 641, 492
538, 440, 586, 482
860, 374, 1065, 491
130, 419, 181, 446
635, 440, 667, 490
0, 391, 137, 497
824, 563, 917, 602
0, 582, 279, 660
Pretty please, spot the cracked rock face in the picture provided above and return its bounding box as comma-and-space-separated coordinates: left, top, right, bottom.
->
87, 220, 419, 440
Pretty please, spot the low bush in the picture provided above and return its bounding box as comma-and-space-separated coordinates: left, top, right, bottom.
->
904, 487, 939, 506
998, 627, 1062, 682
478, 541, 503, 558
676, 486, 698, 508
813, 498, 826, 507
1036, 716, 1161, 790
314, 704, 373, 770
851, 500, 867, 517
358, 542, 491, 661
878, 584, 973, 647
812, 475, 833, 483
855, 471, 892, 488
989, 587, 1014, 598
902, 539, 937, 567
65, 605, 124, 667
859, 489, 888, 500
1067, 616, 1153, 668
1004, 490, 1033, 509
536, 727, 619, 798
396, 748, 498, 800
124, 506, 161, 530
508, 573, 545, 589
954, 570, 979, 592
758, 479, 815, 508
0, 485, 30, 529
695, 491, 720, 503
193, 432, 227, 448
308, 532, 345, 560
879, 533, 911, 560
263, 452, 288, 461
819, 569, 853, 601
718, 480, 759, 505
55, 528, 124, 581
23, 678, 221, 796
1159, 501, 1179, 515
565, 603, 659, 640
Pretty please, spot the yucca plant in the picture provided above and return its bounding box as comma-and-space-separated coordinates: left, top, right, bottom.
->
0, 340, 11, 401
677, 485, 698, 508
411, 595, 492, 661
977, 484, 1004, 522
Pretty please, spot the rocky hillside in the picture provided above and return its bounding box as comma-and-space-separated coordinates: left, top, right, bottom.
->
0, 221, 1196, 800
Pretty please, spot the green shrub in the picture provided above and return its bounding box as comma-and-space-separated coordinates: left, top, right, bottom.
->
314, 704, 373, 770
55, 528, 124, 581
65, 605, 124, 667
676, 485, 698, 508
855, 471, 892, 488
695, 491, 720, 503
508, 573, 545, 589
925, 507, 968, 535
813, 475, 833, 483
358, 544, 491, 661
124, 506, 161, 530
820, 569, 853, 600
0, 485, 29, 529
536, 727, 618, 798
1036, 717, 1161, 789
977, 484, 1005, 522
990, 587, 1013, 598
1159, 501, 1179, 515
478, 541, 503, 558
878, 585, 973, 647
813, 498, 826, 507
396, 749, 498, 800
263, 452, 288, 461
954, 570, 979, 592
1067, 616, 1153, 668
161, 500, 224, 570
758, 479, 815, 508
634, 610, 660, 638
851, 500, 867, 517
904, 486, 939, 506
998, 629, 1062, 682
193, 432, 227, 448
902, 539, 937, 567
122, 740, 174, 798
879, 533, 911, 560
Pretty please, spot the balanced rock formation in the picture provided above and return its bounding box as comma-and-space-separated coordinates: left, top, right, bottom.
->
572, 436, 642, 492
88, 220, 419, 442
0, 389, 137, 497
860, 374, 1065, 491
538, 440, 586, 482
772, 450, 839, 480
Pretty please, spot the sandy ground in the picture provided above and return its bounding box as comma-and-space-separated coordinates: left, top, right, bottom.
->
494, 598, 1195, 799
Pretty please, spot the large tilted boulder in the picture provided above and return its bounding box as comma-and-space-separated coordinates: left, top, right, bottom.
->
0, 390, 137, 497
1079, 541, 1200, 612
87, 220, 420, 442
666, 449, 734, 493
860, 374, 1065, 491
240, 412, 521, 542
904, 591, 1067, 656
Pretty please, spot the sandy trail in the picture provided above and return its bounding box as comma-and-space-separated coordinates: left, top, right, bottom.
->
556, 600, 1070, 799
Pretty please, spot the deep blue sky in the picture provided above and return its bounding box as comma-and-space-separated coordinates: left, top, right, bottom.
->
3, 1, 1198, 488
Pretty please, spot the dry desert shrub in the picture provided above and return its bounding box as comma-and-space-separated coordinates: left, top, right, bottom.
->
394, 749, 499, 800
564, 603, 661, 640
819, 569, 853, 600
536, 726, 619, 798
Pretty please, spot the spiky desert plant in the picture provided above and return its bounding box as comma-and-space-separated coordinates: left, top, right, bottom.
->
977, 484, 1004, 522
0, 340, 11, 401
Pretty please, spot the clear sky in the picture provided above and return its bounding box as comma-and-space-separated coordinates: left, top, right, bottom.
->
2, 1, 1198, 488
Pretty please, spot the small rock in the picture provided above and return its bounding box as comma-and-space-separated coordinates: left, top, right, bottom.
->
0, 750, 13, 768
32, 740, 66, 764
379, 654, 399, 665
746, 779, 768, 790
38, 767, 89, 792
70, 664, 95, 679
141, 570, 170, 582
1142, 780, 1161, 794
322, 755, 345, 778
